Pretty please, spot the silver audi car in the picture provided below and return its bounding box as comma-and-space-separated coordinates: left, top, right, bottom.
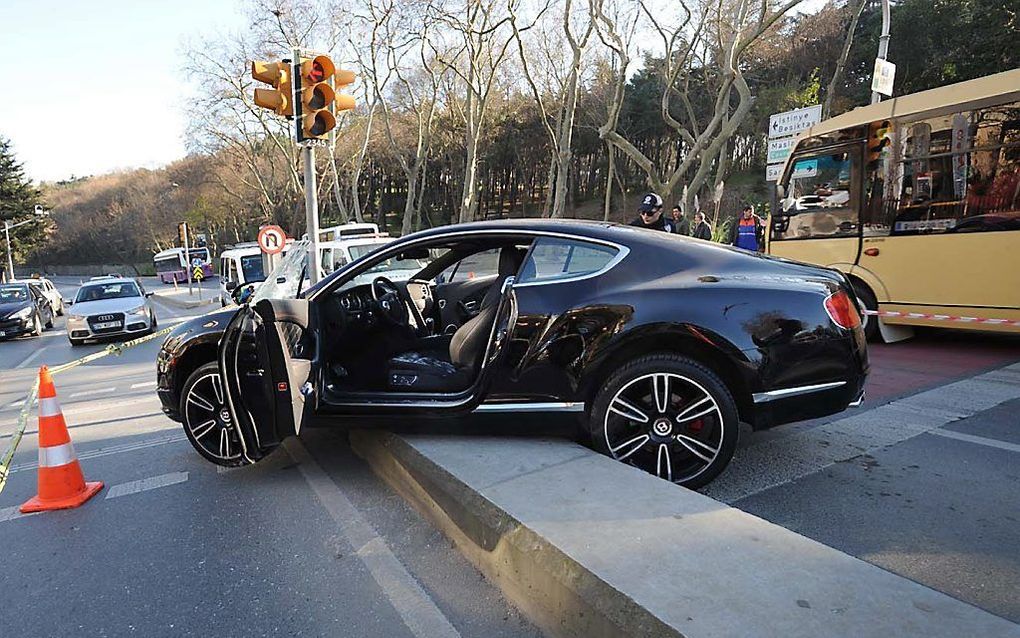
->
65, 277, 158, 346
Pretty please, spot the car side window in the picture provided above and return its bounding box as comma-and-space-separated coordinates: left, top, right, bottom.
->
447, 248, 501, 282
518, 238, 619, 284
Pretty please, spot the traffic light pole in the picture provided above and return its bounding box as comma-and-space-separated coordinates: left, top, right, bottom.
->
183, 223, 193, 295
303, 144, 321, 285
870, 0, 891, 105
293, 47, 322, 285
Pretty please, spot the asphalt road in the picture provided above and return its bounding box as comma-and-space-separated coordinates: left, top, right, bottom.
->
0, 277, 541, 638
705, 330, 1020, 624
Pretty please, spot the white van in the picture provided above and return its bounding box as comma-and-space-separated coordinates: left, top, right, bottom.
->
218, 243, 267, 306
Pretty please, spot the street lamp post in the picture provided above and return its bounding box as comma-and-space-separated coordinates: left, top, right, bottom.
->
3, 207, 49, 281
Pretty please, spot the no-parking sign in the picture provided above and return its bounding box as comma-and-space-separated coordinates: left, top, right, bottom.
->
257, 225, 287, 255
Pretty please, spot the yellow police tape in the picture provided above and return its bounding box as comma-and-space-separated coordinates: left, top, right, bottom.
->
0, 325, 176, 496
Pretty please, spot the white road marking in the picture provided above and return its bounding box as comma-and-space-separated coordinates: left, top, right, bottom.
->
8, 433, 187, 473
283, 438, 461, 638
14, 345, 50, 369
928, 428, 1020, 454
106, 471, 189, 499
705, 364, 1020, 503
0, 506, 38, 524
69, 387, 118, 399
130, 381, 157, 389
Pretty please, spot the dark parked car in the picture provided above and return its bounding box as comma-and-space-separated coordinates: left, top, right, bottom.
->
0, 281, 54, 340
157, 220, 868, 488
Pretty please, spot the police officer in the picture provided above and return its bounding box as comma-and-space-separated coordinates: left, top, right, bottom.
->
629, 193, 674, 233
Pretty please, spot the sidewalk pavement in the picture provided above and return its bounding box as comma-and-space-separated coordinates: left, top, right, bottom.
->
351, 362, 1020, 638
148, 279, 219, 310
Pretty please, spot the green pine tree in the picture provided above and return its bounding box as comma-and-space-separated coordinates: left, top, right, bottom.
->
0, 137, 46, 280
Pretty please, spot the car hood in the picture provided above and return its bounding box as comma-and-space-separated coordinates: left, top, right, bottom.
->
70, 298, 146, 315
0, 300, 32, 319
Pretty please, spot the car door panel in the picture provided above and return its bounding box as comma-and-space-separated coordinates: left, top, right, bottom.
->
220, 298, 316, 463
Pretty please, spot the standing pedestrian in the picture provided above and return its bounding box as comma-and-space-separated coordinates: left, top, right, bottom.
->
728, 204, 764, 252
670, 205, 690, 235
692, 212, 713, 240
629, 193, 674, 233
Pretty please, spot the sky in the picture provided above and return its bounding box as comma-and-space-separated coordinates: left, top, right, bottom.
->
0, 0, 829, 185
0, 0, 248, 184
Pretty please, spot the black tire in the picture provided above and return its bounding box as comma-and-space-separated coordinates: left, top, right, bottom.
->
45, 314, 53, 329
56, 303, 64, 317
853, 281, 880, 342
589, 353, 739, 490
180, 362, 244, 467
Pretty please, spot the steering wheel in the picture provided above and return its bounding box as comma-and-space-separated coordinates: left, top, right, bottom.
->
370, 276, 410, 326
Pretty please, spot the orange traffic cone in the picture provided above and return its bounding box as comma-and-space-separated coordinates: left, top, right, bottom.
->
19, 366, 103, 513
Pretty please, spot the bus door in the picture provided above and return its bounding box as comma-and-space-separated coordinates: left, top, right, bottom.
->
858, 107, 1020, 314
771, 144, 862, 270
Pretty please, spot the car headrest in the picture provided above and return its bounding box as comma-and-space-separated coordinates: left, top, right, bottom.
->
498, 246, 526, 277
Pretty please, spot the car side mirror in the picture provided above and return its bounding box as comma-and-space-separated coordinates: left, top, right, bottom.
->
224, 280, 238, 291
145, 291, 154, 298
232, 284, 254, 305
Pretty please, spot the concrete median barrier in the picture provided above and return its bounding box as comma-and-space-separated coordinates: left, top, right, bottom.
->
351, 430, 1020, 638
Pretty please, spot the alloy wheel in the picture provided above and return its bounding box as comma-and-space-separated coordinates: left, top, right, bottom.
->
603, 372, 724, 484
183, 371, 242, 462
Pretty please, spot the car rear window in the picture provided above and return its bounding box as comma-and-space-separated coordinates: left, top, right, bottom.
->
518, 238, 619, 284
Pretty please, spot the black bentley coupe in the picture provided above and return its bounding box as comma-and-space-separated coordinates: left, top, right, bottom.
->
157, 219, 867, 488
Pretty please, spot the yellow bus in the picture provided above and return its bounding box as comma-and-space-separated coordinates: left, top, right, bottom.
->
768, 69, 1020, 340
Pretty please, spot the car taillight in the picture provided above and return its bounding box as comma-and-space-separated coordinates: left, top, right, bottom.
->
824, 290, 861, 330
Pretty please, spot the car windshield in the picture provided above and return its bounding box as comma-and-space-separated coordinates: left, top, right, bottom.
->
252, 240, 309, 302
0, 284, 29, 302
351, 243, 429, 275
240, 254, 266, 283
75, 281, 142, 303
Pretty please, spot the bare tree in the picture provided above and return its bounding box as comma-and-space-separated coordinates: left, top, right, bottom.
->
591, 0, 805, 213
511, 0, 593, 218
823, 0, 867, 119
428, 0, 524, 223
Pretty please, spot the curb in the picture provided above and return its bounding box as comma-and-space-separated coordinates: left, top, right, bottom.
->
350, 430, 1020, 638
151, 292, 218, 310
350, 430, 672, 638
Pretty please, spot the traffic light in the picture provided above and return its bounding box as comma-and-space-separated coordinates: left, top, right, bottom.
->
297, 55, 337, 141
251, 60, 293, 116
334, 68, 357, 114
177, 222, 189, 247
866, 119, 891, 169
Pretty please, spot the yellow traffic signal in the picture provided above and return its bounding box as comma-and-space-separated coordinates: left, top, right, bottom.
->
298, 55, 337, 141
866, 119, 891, 169
334, 68, 357, 113
251, 60, 293, 116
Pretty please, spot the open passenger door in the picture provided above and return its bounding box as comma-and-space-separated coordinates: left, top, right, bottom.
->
219, 298, 317, 464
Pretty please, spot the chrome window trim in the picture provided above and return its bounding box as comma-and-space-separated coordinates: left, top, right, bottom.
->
309, 228, 629, 302
752, 380, 847, 404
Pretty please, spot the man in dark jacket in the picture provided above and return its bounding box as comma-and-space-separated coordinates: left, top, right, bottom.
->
670, 205, 690, 235
727, 204, 765, 251
692, 212, 712, 240
629, 193, 674, 233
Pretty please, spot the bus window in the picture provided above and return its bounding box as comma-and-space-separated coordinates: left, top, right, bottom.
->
888, 102, 1020, 235
775, 147, 860, 240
